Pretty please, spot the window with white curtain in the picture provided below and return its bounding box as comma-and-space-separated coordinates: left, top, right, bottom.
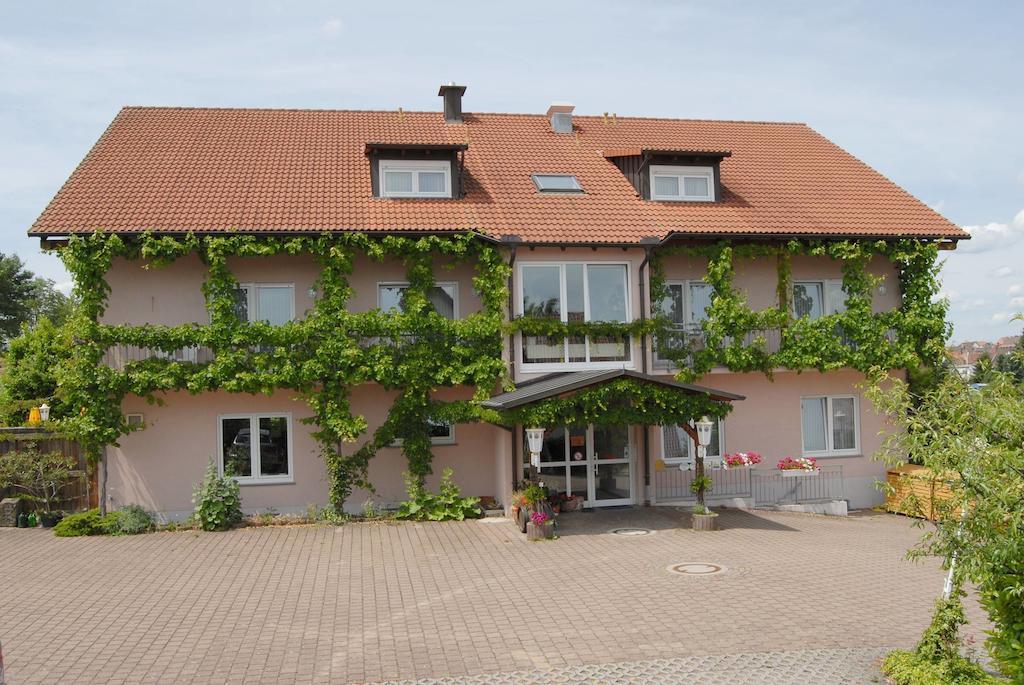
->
519, 262, 631, 368
649, 165, 715, 201
378, 282, 458, 319
379, 160, 451, 198
661, 418, 724, 464
800, 395, 859, 455
233, 284, 294, 325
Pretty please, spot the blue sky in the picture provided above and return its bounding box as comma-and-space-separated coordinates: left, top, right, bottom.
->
1, 0, 1021, 342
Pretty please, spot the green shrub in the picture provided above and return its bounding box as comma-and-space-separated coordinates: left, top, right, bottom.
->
395, 468, 481, 521
882, 650, 1002, 685
191, 460, 242, 531
53, 509, 105, 537
107, 505, 154, 535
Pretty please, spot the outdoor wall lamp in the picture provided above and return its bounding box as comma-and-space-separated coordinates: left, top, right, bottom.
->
526, 427, 545, 469
38, 403, 50, 422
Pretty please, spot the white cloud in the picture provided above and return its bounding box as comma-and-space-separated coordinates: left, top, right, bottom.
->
1009, 284, 1024, 295
1010, 296, 1024, 308
992, 265, 1014, 278
928, 199, 945, 213
1018, 170, 1024, 187
958, 209, 1024, 253
54, 281, 73, 295
991, 311, 1013, 323
321, 18, 343, 35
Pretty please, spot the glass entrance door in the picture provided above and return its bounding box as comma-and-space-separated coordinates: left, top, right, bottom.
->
532, 425, 634, 507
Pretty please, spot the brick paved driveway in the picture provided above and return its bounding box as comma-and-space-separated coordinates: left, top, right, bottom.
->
0, 508, 988, 684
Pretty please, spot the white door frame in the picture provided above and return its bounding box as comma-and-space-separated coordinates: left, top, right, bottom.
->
533, 425, 634, 508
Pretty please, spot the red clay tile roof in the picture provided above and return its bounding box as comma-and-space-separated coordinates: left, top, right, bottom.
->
29, 106, 966, 243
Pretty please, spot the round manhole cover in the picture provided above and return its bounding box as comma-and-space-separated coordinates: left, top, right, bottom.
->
610, 527, 652, 536
667, 562, 726, 576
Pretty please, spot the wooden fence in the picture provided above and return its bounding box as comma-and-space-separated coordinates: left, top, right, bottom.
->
0, 428, 95, 512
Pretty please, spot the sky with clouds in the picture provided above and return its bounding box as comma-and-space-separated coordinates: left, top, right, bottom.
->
1, 1, 1021, 343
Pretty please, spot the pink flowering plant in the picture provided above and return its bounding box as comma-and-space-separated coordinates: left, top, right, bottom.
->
530, 511, 552, 526
723, 451, 762, 469
776, 456, 818, 471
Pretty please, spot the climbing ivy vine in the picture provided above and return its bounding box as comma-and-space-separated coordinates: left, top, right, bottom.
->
57, 231, 509, 511
55, 232, 946, 512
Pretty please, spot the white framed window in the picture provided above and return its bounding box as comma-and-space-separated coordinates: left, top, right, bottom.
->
800, 395, 859, 456
378, 282, 459, 319
391, 421, 456, 447
654, 279, 712, 363
218, 413, 293, 484
650, 165, 715, 202
233, 283, 295, 325
379, 160, 452, 198
661, 418, 724, 466
792, 280, 845, 320
518, 262, 632, 370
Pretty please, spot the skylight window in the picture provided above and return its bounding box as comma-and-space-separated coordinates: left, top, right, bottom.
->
532, 174, 584, 193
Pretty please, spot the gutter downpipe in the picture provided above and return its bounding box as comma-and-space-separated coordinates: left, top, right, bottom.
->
638, 244, 654, 503
506, 244, 519, 490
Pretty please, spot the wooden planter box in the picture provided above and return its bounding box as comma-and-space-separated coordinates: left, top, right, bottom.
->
691, 512, 718, 531
886, 465, 959, 521
527, 521, 554, 540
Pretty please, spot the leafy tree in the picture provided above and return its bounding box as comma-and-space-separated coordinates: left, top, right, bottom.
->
866, 370, 1024, 680
0, 252, 72, 347
0, 317, 68, 426
0, 441, 78, 513
992, 331, 1024, 383
0, 252, 37, 345
969, 352, 994, 384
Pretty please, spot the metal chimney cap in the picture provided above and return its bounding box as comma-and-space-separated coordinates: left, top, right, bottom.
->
438, 83, 467, 96
545, 103, 575, 117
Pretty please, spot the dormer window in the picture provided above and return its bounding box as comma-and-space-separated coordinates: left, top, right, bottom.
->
532, 174, 584, 193
650, 165, 715, 202
379, 160, 452, 198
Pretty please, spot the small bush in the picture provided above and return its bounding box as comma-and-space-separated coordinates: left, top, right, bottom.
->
395, 468, 481, 521
53, 509, 105, 537
882, 650, 1002, 685
107, 505, 154, 535
192, 460, 242, 531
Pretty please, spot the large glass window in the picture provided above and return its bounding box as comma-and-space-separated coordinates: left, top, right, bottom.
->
520, 263, 631, 366
654, 280, 712, 363
219, 414, 292, 483
800, 395, 859, 455
378, 282, 458, 319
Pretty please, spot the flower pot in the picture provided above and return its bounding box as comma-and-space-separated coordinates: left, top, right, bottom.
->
39, 512, 63, 528
516, 507, 528, 534
527, 521, 555, 541
691, 512, 718, 532
16, 512, 29, 528
781, 469, 820, 478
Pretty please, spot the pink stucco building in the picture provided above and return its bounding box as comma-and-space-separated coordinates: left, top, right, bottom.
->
29, 85, 967, 519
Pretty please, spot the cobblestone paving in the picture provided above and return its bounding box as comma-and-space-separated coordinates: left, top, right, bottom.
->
371, 647, 891, 684
0, 508, 989, 684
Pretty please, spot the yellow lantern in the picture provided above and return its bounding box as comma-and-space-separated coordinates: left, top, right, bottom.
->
27, 406, 42, 426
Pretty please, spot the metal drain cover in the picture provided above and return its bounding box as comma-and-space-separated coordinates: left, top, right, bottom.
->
667, 562, 726, 576
610, 527, 652, 536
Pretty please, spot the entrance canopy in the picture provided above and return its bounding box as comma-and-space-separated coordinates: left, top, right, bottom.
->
482, 369, 743, 428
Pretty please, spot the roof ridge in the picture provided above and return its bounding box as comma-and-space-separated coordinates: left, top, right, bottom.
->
117, 105, 808, 126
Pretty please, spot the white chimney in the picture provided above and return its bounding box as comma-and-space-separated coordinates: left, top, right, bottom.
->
546, 103, 575, 134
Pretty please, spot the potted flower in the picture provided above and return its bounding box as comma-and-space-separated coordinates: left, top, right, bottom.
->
777, 456, 819, 477
0, 442, 76, 527
723, 451, 762, 470
527, 510, 555, 540
691, 503, 718, 531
